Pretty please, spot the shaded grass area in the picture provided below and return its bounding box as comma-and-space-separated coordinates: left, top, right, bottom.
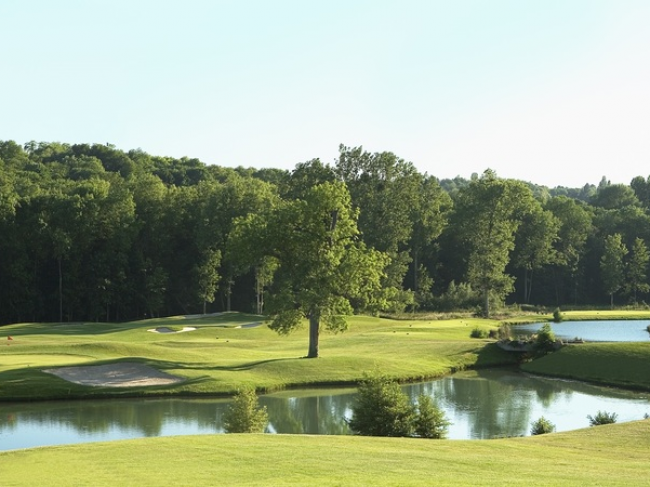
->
0, 314, 516, 401
522, 342, 650, 390
1, 420, 649, 486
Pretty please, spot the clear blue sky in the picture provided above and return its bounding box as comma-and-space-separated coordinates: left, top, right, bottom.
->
2, 0, 649, 188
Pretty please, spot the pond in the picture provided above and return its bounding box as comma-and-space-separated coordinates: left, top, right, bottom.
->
2, 368, 649, 451
513, 320, 650, 342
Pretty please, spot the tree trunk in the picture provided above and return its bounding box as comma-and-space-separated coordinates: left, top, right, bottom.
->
255, 269, 264, 315
413, 249, 419, 292
58, 256, 63, 322
483, 290, 490, 318
527, 268, 534, 304
523, 268, 529, 304
307, 313, 320, 358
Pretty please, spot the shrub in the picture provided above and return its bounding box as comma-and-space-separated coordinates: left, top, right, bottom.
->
587, 410, 618, 426
433, 281, 482, 312
470, 327, 488, 339
552, 307, 563, 323
223, 387, 268, 433
530, 416, 555, 435
348, 374, 415, 437
349, 375, 451, 439
497, 323, 512, 341
534, 323, 556, 353
414, 394, 451, 439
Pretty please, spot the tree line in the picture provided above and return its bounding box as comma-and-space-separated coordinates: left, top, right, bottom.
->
2, 139, 650, 326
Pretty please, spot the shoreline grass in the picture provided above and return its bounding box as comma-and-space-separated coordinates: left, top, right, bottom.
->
2, 311, 650, 486
2, 310, 650, 401
1, 420, 649, 486
0, 313, 517, 401
522, 342, 650, 390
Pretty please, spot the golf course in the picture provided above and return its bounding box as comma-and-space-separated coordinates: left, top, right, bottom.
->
1, 310, 650, 485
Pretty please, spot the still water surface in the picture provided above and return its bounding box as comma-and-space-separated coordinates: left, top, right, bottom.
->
514, 320, 650, 342
2, 368, 649, 451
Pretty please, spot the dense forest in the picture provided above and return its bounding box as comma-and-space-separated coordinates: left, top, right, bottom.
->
1, 139, 650, 325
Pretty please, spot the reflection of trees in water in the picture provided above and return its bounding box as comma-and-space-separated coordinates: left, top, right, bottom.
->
0, 394, 354, 438
0, 399, 228, 436
403, 369, 574, 439
262, 393, 353, 435
3, 371, 647, 442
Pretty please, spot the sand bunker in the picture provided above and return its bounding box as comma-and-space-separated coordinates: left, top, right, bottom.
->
147, 326, 197, 333
43, 363, 185, 388
238, 322, 263, 329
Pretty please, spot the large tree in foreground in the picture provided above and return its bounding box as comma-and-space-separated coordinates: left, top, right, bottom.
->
228, 182, 390, 358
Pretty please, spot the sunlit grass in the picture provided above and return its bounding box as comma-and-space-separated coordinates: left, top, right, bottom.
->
1, 420, 649, 486
0, 314, 517, 400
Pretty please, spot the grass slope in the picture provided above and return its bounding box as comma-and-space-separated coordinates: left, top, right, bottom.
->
522, 342, 650, 390
0, 314, 514, 401
1, 420, 649, 486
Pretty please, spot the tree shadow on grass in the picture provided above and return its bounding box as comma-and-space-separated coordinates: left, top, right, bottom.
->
473, 342, 521, 369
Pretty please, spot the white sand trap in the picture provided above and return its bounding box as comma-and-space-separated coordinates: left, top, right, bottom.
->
43, 363, 185, 388
147, 326, 197, 333
237, 322, 264, 329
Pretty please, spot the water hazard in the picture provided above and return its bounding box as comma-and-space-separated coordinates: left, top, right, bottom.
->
513, 320, 650, 342
2, 368, 649, 450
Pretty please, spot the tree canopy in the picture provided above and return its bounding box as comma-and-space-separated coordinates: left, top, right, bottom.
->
2, 139, 650, 326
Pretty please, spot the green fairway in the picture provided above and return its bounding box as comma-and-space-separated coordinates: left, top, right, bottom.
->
1, 420, 649, 486
3, 311, 650, 486
0, 313, 515, 401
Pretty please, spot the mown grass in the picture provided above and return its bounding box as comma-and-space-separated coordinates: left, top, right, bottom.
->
3, 311, 650, 486
522, 342, 650, 390
0, 313, 514, 401
1, 420, 650, 486
558, 310, 650, 321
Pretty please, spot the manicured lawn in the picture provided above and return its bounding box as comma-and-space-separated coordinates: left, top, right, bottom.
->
1, 420, 649, 486
559, 310, 650, 321
0, 313, 514, 401
522, 342, 650, 390
3, 311, 650, 486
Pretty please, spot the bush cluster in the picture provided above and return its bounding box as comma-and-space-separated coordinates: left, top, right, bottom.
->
348, 374, 451, 439
530, 416, 556, 435
587, 410, 618, 426
470, 327, 489, 339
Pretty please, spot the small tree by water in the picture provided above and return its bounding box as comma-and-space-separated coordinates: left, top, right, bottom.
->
348, 374, 415, 437
349, 374, 450, 439
587, 410, 618, 426
534, 323, 557, 354
414, 394, 451, 439
552, 307, 563, 323
223, 387, 268, 433
530, 416, 555, 435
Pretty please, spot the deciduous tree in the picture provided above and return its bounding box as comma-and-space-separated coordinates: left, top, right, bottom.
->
600, 233, 628, 308
453, 170, 534, 316
228, 182, 391, 358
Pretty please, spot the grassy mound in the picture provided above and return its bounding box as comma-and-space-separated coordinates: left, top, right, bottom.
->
522, 342, 650, 390
1, 420, 649, 486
